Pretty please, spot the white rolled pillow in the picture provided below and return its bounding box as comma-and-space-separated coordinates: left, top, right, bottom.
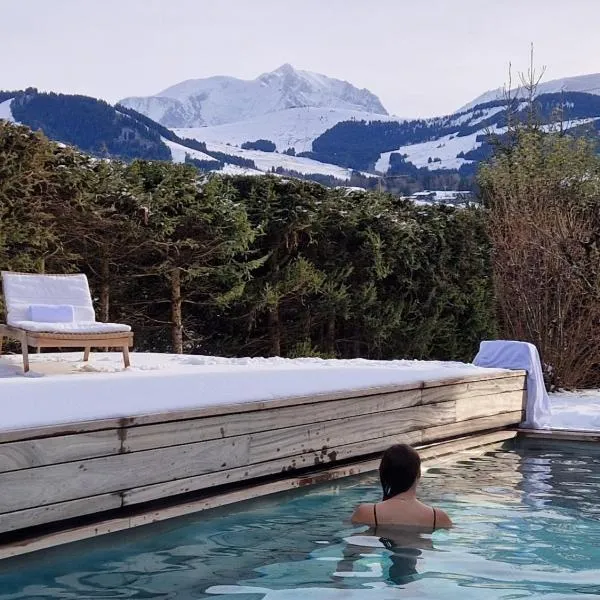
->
28, 304, 75, 323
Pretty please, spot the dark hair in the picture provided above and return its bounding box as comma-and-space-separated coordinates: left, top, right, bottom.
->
379, 444, 421, 500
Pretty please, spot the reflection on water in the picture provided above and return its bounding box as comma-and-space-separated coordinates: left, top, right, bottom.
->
336, 527, 433, 585
1, 440, 600, 599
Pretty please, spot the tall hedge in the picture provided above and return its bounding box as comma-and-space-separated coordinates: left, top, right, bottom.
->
0, 121, 496, 361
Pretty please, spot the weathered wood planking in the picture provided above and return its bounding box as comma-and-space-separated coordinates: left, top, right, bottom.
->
0, 383, 519, 475
0, 402, 456, 512
421, 375, 525, 405
0, 493, 121, 534
0, 435, 248, 513
122, 430, 425, 506
455, 389, 526, 421
123, 388, 422, 453
0, 388, 421, 473
0, 370, 527, 535
0, 430, 120, 474
422, 411, 523, 443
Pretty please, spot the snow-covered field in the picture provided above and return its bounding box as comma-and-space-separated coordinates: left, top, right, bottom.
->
166, 136, 344, 178
162, 137, 216, 163
0, 352, 508, 431
548, 390, 600, 432
375, 130, 485, 172
162, 137, 264, 175
202, 140, 373, 181
174, 107, 397, 153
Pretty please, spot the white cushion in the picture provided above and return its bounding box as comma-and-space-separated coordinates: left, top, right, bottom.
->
29, 304, 74, 323
2, 272, 96, 324
10, 320, 131, 334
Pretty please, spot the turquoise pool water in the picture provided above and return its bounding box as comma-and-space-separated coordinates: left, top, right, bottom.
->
1, 439, 600, 599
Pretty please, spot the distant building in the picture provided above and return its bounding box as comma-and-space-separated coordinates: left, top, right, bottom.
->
409, 190, 473, 205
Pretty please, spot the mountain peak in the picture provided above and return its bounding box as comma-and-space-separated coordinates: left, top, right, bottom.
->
119, 66, 388, 128
273, 63, 296, 75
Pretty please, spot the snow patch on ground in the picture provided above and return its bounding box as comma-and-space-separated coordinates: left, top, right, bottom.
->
219, 163, 264, 176
549, 390, 600, 432
0, 98, 16, 123
165, 135, 375, 181
0, 352, 508, 431
468, 105, 506, 126
375, 129, 491, 172
162, 137, 215, 163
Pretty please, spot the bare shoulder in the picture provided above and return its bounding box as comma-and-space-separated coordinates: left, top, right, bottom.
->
434, 507, 453, 529
351, 503, 375, 525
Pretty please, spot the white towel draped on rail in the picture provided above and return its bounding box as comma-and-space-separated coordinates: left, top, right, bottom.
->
473, 340, 551, 429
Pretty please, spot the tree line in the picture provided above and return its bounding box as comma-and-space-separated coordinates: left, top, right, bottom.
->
0, 120, 495, 362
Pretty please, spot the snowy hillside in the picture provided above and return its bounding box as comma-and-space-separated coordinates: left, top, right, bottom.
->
459, 72, 600, 112
202, 141, 373, 181
165, 134, 371, 180
376, 117, 599, 172
119, 64, 388, 128
376, 130, 492, 172
161, 138, 218, 163
174, 106, 397, 153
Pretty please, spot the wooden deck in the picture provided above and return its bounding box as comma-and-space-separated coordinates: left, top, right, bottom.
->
0, 369, 526, 537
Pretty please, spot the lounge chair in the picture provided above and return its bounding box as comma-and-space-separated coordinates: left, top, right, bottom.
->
0, 271, 133, 372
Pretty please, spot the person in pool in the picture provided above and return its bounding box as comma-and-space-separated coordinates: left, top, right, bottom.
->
351, 443, 452, 530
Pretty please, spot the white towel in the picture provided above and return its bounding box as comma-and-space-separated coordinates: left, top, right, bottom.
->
473, 340, 551, 429
29, 304, 74, 323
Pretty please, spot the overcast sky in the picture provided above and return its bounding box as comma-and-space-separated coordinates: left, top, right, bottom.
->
2, 0, 600, 117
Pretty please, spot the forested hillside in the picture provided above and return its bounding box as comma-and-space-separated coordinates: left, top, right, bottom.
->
305, 92, 600, 172
0, 89, 260, 169
9, 89, 172, 161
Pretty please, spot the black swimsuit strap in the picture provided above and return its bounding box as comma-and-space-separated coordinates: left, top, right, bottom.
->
432, 507, 437, 530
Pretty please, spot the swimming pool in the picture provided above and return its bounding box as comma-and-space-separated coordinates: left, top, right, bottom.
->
1, 438, 599, 599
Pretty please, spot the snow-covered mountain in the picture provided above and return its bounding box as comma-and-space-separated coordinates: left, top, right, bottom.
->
8, 69, 600, 192
119, 64, 388, 129
459, 72, 600, 112
0, 91, 377, 183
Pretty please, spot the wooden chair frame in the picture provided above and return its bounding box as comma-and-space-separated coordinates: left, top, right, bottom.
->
0, 325, 133, 372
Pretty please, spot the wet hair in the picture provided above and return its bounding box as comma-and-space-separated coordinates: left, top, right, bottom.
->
379, 444, 421, 500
